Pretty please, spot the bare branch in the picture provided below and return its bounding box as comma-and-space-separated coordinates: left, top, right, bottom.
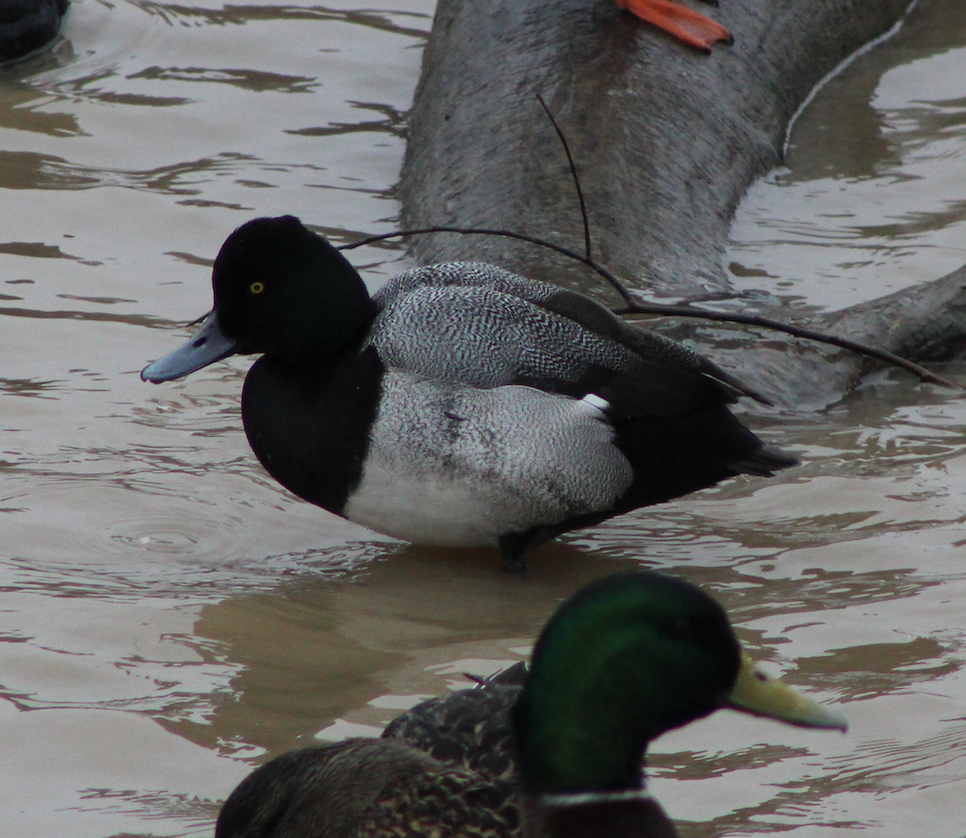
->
340, 227, 959, 390
536, 92, 592, 261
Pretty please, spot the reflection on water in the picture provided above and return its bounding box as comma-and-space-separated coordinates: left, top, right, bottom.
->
0, 0, 965, 836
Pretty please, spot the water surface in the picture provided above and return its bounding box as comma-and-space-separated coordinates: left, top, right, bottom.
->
1, 1, 965, 836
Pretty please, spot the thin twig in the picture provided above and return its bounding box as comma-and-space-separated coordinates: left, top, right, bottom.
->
342, 225, 635, 307
536, 92, 592, 261
340, 226, 959, 389
616, 303, 958, 388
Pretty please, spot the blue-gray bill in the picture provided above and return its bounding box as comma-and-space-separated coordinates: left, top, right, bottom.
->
141, 311, 237, 383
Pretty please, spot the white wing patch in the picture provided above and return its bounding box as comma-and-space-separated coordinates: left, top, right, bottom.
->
580, 393, 610, 413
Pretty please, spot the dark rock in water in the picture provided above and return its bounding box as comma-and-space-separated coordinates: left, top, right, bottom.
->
0, 0, 68, 64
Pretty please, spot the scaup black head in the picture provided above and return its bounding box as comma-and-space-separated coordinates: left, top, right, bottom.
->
142, 216, 373, 382
213, 216, 372, 359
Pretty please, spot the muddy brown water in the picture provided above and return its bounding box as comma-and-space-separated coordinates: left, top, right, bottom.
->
0, 1, 965, 836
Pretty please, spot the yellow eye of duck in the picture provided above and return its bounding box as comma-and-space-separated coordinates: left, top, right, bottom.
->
249, 281, 266, 295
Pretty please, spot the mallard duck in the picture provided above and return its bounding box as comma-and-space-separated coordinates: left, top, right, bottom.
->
142, 216, 797, 571
214, 571, 846, 837
616, 0, 731, 52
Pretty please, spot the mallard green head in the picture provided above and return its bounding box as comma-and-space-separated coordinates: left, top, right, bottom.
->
512, 571, 846, 795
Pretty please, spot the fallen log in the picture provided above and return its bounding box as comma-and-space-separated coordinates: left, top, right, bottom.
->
399, 0, 963, 408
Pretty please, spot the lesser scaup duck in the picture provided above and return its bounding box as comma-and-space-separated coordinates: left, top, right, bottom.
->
214, 571, 846, 838
142, 215, 797, 571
